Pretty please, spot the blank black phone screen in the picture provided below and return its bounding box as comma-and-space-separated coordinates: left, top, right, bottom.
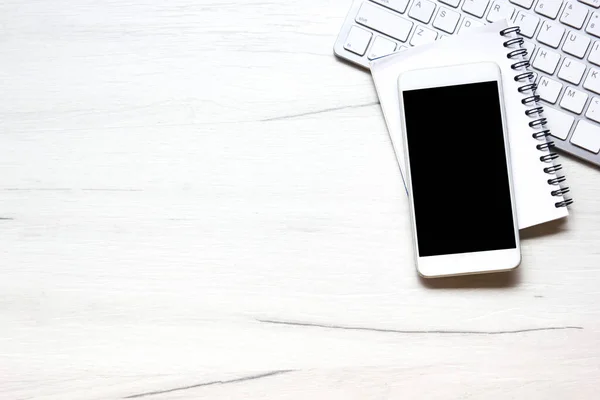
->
402, 81, 517, 258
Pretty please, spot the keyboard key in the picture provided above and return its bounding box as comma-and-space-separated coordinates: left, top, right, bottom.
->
558, 58, 587, 84
583, 67, 600, 93
439, 0, 460, 7
560, 86, 588, 113
537, 20, 566, 48
370, 0, 410, 13
459, 16, 484, 33
585, 12, 600, 37
560, 2, 589, 29
410, 25, 438, 46
408, 0, 436, 23
522, 40, 536, 59
433, 7, 461, 33
589, 41, 600, 65
462, 0, 490, 18
533, 48, 562, 73
487, 1, 516, 22
344, 26, 373, 56
578, 0, 600, 8
562, 31, 591, 58
535, 0, 563, 19
513, 11, 540, 38
368, 36, 397, 60
356, 2, 414, 42
544, 106, 575, 139
510, 0, 534, 9
585, 97, 600, 122
571, 120, 600, 153
538, 76, 564, 103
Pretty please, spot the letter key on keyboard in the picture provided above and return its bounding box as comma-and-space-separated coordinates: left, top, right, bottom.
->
433, 7, 461, 33
533, 48, 561, 74
558, 58, 587, 84
538, 20, 566, 48
538, 76, 563, 103
459, 16, 484, 33
583, 67, 600, 94
560, 86, 589, 113
487, 1, 515, 22
409, 0, 437, 24
589, 41, 600, 65
563, 31, 590, 58
410, 25, 438, 46
513, 11, 540, 38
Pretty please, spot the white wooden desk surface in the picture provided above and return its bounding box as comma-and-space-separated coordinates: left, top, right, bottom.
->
2, 1, 600, 399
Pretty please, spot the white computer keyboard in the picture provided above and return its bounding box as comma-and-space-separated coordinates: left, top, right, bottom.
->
333, 0, 600, 168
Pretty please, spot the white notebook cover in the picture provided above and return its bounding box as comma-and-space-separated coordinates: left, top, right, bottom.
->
370, 20, 569, 230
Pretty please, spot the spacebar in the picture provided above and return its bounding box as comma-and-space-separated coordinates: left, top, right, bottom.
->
355, 2, 413, 42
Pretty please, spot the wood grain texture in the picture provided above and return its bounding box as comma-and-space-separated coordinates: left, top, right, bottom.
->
1, 1, 600, 399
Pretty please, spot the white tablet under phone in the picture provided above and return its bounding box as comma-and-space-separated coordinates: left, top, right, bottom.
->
398, 62, 521, 278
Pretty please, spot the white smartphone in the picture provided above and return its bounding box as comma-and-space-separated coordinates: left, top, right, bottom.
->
398, 62, 521, 278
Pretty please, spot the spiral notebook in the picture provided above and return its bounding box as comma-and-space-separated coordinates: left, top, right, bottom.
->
370, 20, 572, 230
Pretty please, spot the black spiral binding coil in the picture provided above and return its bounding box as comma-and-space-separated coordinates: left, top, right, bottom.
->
500, 26, 574, 208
